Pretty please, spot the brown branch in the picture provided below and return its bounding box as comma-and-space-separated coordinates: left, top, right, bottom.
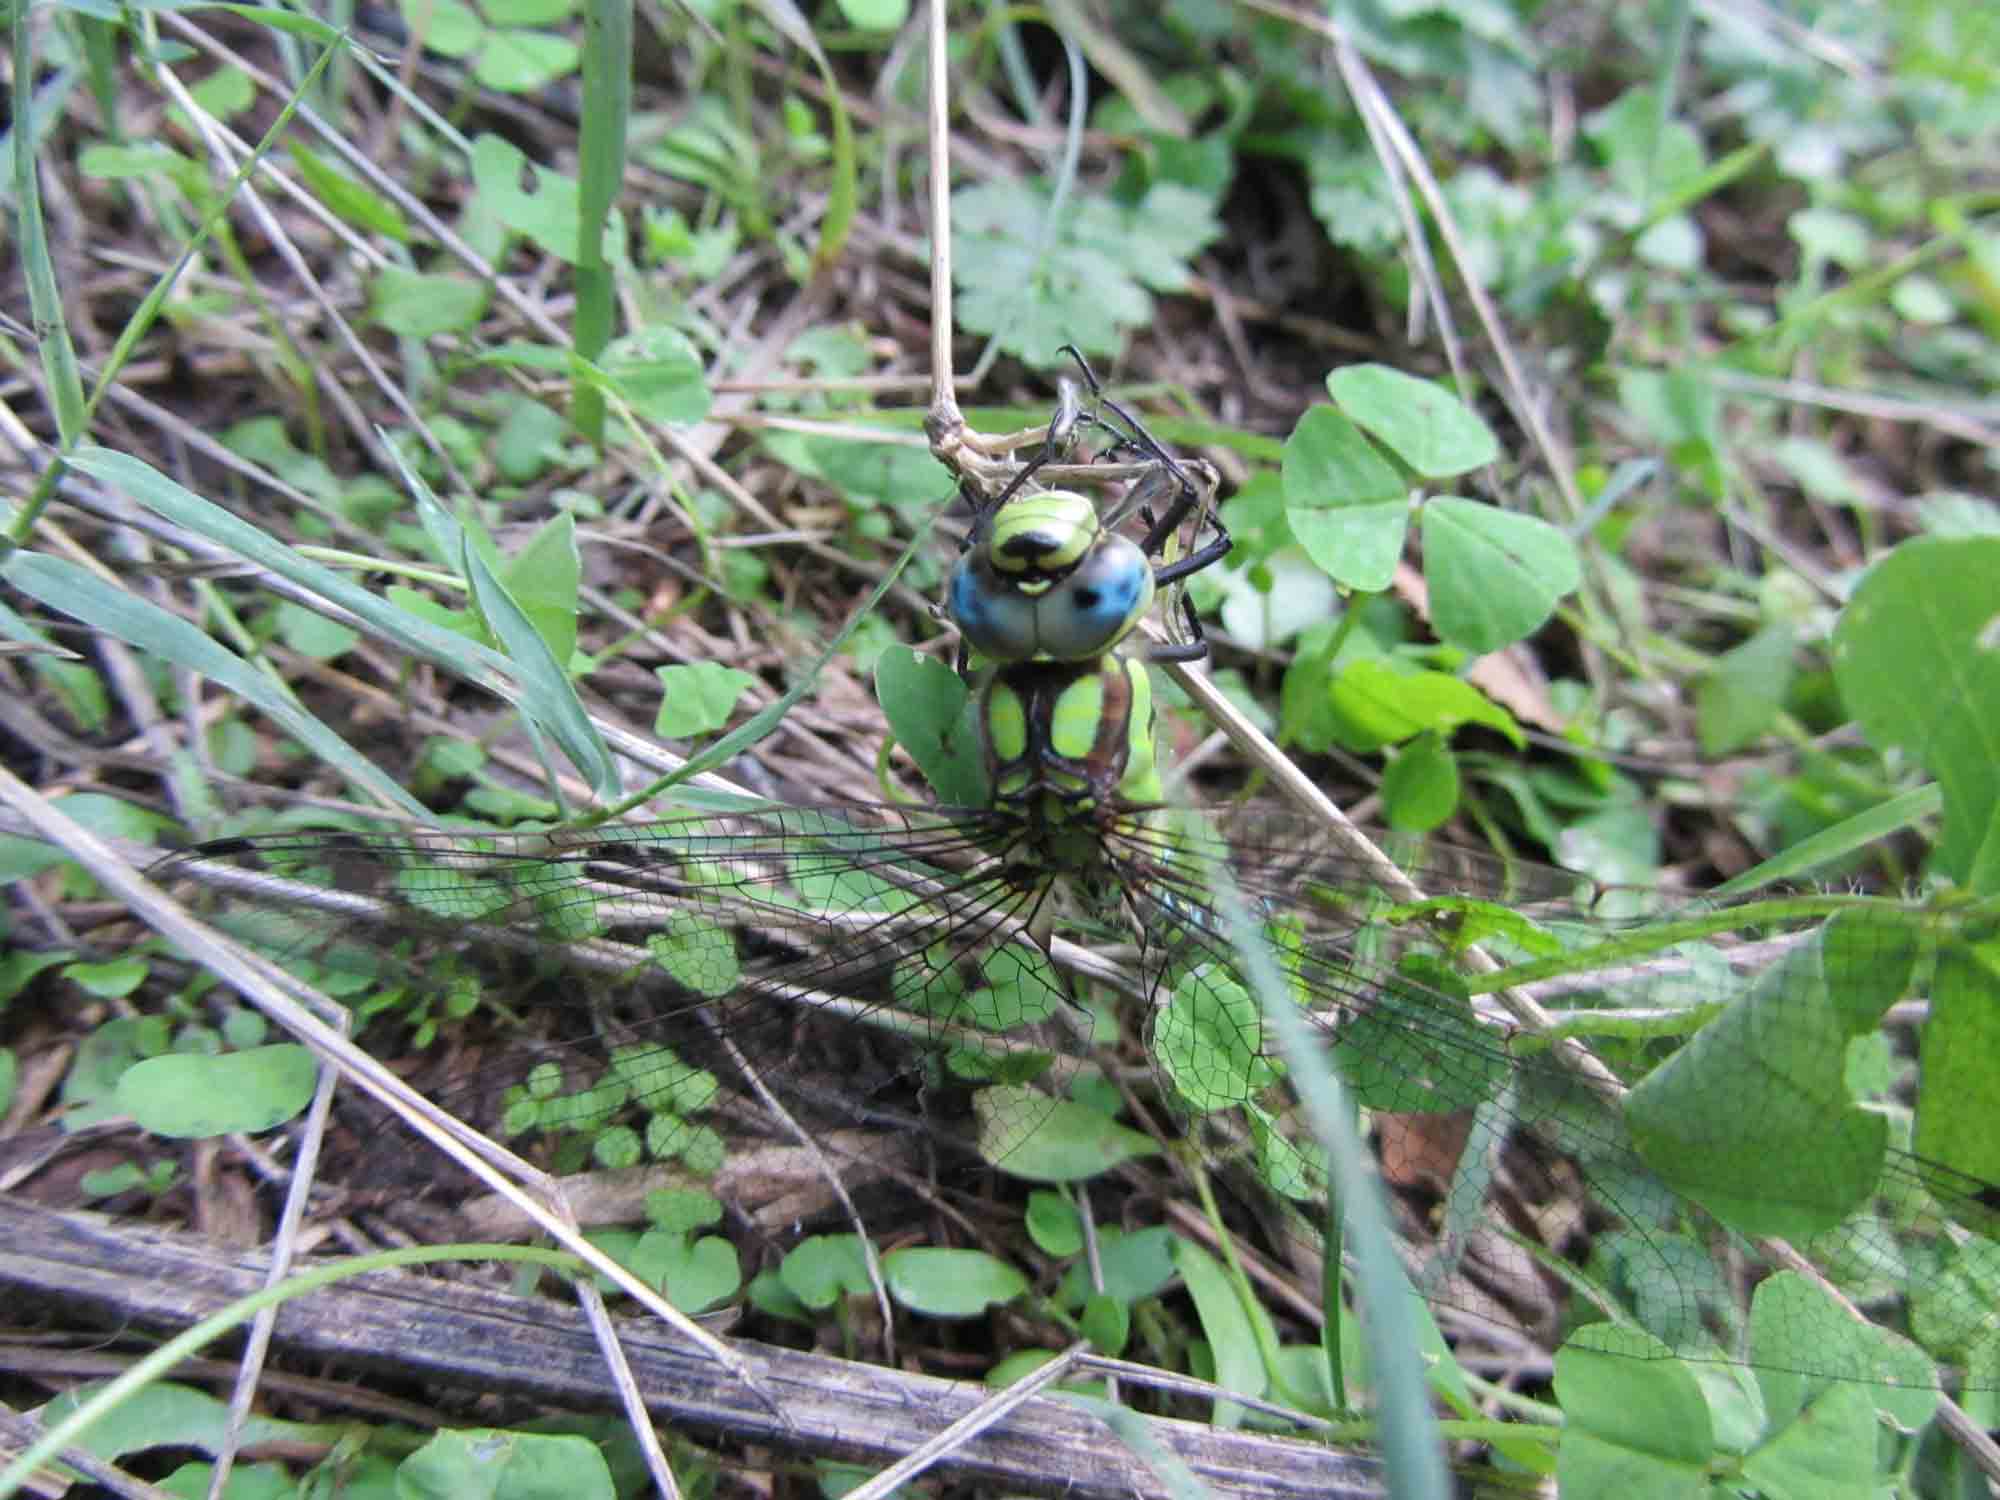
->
0, 1195, 1391, 1500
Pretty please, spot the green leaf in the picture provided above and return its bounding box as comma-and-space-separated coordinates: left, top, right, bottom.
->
1738, 1380, 1879, 1500
1697, 623, 1797, 756
162, 1459, 305, 1498
481, 0, 574, 22
1746, 1273, 1937, 1433
1789, 207, 1870, 271
272, 599, 360, 661
461, 534, 617, 799
473, 28, 580, 92
366, 266, 489, 337
833, 0, 907, 26
645, 913, 740, 998
644, 1187, 722, 1233
1832, 536, 2000, 888
1328, 365, 1499, 478
810, 438, 951, 517
1173, 1238, 1267, 1419
401, 0, 484, 54
493, 398, 571, 482
287, 140, 408, 242
1912, 1236, 2000, 1372
1916, 936, 2000, 1195
186, 64, 253, 120
1554, 1325, 1711, 1490
779, 1233, 876, 1310
1281, 404, 1407, 592
499, 510, 582, 666
1381, 732, 1459, 832
398, 1429, 615, 1500
594, 326, 711, 424
40, 1382, 326, 1469
1069, 183, 1218, 294
472, 133, 584, 262
1054, 1225, 1179, 1308
34, 657, 111, 735
624, 1228, 741, 1312
967, 947, 1062, 1030
0, 948, 73, 998
591, 1125, 641, 1169
63, 1017, 168, 1130
975, 1087, 1160, 1181
202, 5, 346, 41
63, 956, 149, 998
653, 662, 756, 738
81, 1162, 152, 1200
0, 793, 169, 883
114, 1046, 318, 1138
1080, 1292, 1130, 1357
1770, 436, 1864, 508
79, 141, 199, 192
875, 646, 984, 805
1418, 498, 1581, 653
881, 1247, 1028, 1317
951, 179, 1220, 360
1625, 916, 1910, 1240
1583, 87, 1707, 206
1024, 1190, 1082, 1257
1336, 962, 1503, 1113
1326, 658, 1524, 752
1154, 968, 1280, 1113
1215, 548, 1337, 650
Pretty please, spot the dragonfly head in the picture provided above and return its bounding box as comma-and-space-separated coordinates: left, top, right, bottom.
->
950, 519, 1156, 663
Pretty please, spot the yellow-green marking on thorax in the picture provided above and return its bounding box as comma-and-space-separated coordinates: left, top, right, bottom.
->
982, 656, 1163, 820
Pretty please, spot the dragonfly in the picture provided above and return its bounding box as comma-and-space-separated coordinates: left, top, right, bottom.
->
152, 370, 2000, 1408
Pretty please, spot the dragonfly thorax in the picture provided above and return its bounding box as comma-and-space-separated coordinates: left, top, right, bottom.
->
949, 493, 1157, 663
981, 657, 1163, 834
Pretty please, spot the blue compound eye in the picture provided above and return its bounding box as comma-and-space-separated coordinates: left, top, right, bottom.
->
950, 552, 1042, 661
1033, 536, 1156, 661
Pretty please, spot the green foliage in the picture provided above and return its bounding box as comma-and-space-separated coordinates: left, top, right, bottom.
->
115, 1046, 319, 1139
875, 646, 983, 805
778, 1233, 877, 1311
1282, 365, 1578, 652
1625, 915, 1913, 1241
952, 178, 1222, 359
652, 662, 756, 739
594, 326, 711, 425
1153, 968, 1280, 1112
399, 1428, 616, 1500
974, 1088, 1160, 1181
880, 1246, 1027, 1318
590, 1221, 741, 1313
39, 1382, 354, 1478
472, 134, 619, 265
79, 1159, 178, 1200
399, 0, 582, 92
367, 267, 489, 338
9, 0, 2000, 1488
1832, 536, 2000, 890
1023, 1189, 1082, 1256
1555, 1273, 1939, 1498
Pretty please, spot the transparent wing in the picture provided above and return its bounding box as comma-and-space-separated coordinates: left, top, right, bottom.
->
1101, 808, 2000, 1390
152, 808, 1085, 1175
153, 808, 2000, 1389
